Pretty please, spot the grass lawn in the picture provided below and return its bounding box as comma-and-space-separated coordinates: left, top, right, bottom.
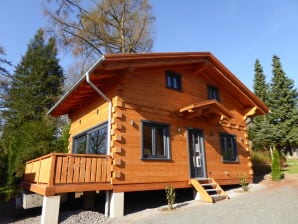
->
284, 158, 298, 174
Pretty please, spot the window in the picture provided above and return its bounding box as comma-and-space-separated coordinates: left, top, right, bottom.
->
208, 85, 220, 101
220, 133, 238, 162
73, 122, 108, 155
142, 121, 170, 160
166, 71, 182, 91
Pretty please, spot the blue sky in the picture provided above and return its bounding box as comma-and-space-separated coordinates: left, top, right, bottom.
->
0, 0, 297, 90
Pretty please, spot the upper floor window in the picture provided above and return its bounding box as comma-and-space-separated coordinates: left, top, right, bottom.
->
73, 122, 108, 155
166, 71, 182, 91
142, 120, 171, 160
208, 85, 220, 101
220, 133, 238, 162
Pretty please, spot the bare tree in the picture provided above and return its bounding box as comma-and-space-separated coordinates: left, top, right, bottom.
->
64, 58, 87, 90
43, 0, 155, 60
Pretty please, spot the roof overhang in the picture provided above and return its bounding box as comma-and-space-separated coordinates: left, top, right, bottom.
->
48, 52, 269, 117
178, 100, 234, 120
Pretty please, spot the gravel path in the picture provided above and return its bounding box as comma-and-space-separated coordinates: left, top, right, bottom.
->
3, 174, 298, 224
113, 175, 298, 224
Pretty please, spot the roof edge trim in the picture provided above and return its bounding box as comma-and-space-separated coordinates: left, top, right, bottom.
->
47, 55, 106, 116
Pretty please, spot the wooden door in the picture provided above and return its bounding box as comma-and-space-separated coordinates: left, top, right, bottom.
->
188, 129, 207, 178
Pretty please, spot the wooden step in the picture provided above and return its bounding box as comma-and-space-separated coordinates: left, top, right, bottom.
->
205, 188, 221, 193
211, 194, 228, 202
191, 178, 229, 203
201, 183, 217, 187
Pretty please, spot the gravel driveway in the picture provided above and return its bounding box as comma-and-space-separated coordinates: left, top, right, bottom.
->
112, 175, 298, 224
3, 174, 298, 224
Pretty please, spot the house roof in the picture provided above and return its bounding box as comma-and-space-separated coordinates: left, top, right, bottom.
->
48, 52, 269, 117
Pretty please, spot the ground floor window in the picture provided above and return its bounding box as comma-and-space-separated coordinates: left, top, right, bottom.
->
73, 122, 108, 154
220, 133, 238, 162
141, 120, 170, 160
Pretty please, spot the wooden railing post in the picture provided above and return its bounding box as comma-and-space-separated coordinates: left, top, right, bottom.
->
48, 153, 57, 186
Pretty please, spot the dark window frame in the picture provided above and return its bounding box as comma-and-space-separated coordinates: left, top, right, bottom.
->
141, 120, 171, 160
220, 133, 238, 162
165, 70, 182, 91
73, 122, 108, 155
208, 85, 220, 101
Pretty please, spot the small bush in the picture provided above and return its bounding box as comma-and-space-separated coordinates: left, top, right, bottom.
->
165, 185, 176, 210
238, 173, 250, 192
272, 148, 282, 181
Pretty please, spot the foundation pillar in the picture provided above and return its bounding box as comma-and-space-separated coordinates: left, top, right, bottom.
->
109, 191, 124, 218
41, 195, 61, 224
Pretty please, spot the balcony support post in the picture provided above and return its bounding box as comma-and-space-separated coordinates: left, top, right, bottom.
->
41, 195, 61, 224
109, 191, 124, 218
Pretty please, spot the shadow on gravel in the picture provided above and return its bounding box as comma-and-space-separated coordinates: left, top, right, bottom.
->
253, 164, 271, 183
0, 199, 42, 223
124, 188, 194, 215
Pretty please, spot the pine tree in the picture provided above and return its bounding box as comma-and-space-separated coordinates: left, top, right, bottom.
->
267, 55, 298, 150
1, 29, 66, 186
0, 46, 11, 185
253, 59, 268, 103
271, 146, 282, 181
249, 59, 271, 150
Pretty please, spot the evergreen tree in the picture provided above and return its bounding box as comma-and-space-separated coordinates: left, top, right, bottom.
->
1, 29, 66, 186
250, 56, 298, 152
271, 147, 282, 181
267, 55, 298, 150
249, 59, 271, 150
253, 59, 268, 102
0, 46, 11, 185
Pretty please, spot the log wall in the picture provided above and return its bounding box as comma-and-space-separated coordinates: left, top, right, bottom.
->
111, 68, 253, 188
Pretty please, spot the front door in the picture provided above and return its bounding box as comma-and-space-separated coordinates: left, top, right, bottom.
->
188, 129, 206, 178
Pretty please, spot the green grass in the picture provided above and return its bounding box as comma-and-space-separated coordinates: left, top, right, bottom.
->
284, 158, 298, 174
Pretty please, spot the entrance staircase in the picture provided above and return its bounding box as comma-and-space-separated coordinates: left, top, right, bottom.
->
191, 178, 229, 203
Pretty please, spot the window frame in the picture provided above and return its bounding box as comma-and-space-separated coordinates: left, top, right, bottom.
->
73, 122, 108, 155
165, 70, 182, 91
141, 120, 171, 160
208, 85, 220, 101
220, 133, 239, 162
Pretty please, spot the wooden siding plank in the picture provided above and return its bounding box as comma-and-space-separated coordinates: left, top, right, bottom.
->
73, 157, 81, 183
60, 157, 69, 184
101, 158, 107, 182
79, 157, 86, 183
90, 158, 97, 182
85, 158, 92, 182
95, 158, 102, 182
55, 156, 63, 184
67, 157, 75, 184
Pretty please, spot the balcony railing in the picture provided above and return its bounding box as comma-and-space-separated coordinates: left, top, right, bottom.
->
24, 153, 112, 186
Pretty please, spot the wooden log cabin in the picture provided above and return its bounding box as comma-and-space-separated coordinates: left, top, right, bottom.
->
22, 52, 268, 222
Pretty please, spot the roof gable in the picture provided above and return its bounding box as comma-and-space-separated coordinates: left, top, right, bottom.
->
48, 52, 268, 117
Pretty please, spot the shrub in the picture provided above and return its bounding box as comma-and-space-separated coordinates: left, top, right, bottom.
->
238, 173, 250, 192
165, 184, 176, 210
271, 148, 282, 181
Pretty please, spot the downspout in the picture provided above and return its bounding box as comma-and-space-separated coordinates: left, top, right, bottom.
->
85, 56, 112, 217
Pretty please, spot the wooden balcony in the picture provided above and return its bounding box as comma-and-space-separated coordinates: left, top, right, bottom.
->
23, 153, 113, 196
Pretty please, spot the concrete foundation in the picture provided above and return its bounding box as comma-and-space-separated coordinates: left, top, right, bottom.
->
41, 195, 61, 224
109, 192, 124, 218
193, 190, 201, 200
22, 192, 43, 209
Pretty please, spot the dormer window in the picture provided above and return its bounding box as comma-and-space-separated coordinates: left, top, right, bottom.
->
166, 71, 182, 91
208, 85, 220, 101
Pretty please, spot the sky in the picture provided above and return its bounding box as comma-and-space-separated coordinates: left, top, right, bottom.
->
0, 0, 297, 90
